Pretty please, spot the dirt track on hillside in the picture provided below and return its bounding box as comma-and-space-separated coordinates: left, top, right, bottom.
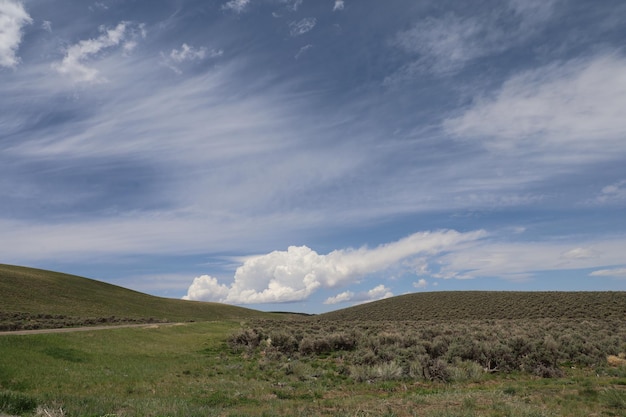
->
0, 322, 184, 336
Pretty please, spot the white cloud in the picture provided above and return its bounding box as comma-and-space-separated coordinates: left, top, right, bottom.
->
367, 284, 393, 300
53, 22, 136, 83
163, 43, 222, 74
561, 247, 598, 260
289, 17, 316, 37
324, 290, 353, 305
593, 180, 626, 205
388, 0, 557, 80
221, 0, 250, 13
41, 20, 51, 32
90, 2, 109, 11
413, 278, 428, 289
590, 268, 626, 279
444, 54, 626, 161
324, 285, 393, 305
184, 229, 486, 304
170, 43, 205, 62
433, 238, 626, 282
0, 0, 32, 68
183, 275, 230, 301
295, 44, 312, 59
507, 0, 557, 29
392, 14, 490, 76
333, 0, 344, 11
284, 0, 303, 12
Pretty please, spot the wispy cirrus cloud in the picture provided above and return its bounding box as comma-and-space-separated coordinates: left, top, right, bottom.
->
221, 0, 250, 13
444, 54, 626, 162
333, 0, 345, 11
433, 239, 626, 282
0, 0, 32, 68
289, 17, 316, 37
162, 43, 223, 73
387, 0, 557, 79
590, 268, 626, 279
53, 21, 144, 83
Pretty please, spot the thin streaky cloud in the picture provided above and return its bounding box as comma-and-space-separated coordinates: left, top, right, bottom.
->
590, 268, 626, 279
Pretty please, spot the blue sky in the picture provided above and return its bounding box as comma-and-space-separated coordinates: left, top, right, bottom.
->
1, 0, 625, 313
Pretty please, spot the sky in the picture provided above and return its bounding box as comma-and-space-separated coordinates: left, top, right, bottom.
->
1, 0, 625, 314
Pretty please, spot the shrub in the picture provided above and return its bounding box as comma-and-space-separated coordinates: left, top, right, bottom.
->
349, 361, 404, 382
411, 357, 451, 383
228, 328, 262, 353
268, 331, 299, 354
0, 390, 38, 415
375, 361, 404, 381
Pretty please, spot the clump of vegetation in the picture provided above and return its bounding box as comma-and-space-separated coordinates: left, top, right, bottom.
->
0, 312, 167, 331
228, 317, 626, 383
0, 390, 38, 415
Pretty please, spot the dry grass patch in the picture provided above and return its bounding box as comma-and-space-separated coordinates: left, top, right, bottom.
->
607, 354, 626, 367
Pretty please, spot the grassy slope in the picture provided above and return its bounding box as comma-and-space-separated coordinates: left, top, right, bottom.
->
319, 291, 626, 321
0, 264, 267, 322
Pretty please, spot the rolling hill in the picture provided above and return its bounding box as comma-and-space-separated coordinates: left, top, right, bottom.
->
0, 264, 268, 330
318, 291, 626, 321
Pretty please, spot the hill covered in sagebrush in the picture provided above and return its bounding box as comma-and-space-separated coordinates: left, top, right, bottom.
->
318, 291, 626, 321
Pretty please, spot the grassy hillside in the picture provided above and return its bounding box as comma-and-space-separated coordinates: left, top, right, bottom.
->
319, 291, 626, 321
0, 264, 268, 329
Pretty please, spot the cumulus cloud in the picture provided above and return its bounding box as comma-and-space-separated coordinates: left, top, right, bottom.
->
0, 0, 32, 68
41, 20, 51, 32
333, 0, 345, 11
413, 278, 428, 289
222, 0, 250, 13
53, 21, 141, 83
184, 229, 487, 304
324, 285, 393, 305
182, 275, 230, 301
589, 268, 626, 279
289, 17, 316, 37
324, 290, 354, 305
444, 54, 626, 160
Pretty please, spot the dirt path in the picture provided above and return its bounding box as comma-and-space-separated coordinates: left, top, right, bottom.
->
0, 322, 184, 336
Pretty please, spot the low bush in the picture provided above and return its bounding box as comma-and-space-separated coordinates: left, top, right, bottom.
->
228, 316, 626, 383
0, 390, 38, 415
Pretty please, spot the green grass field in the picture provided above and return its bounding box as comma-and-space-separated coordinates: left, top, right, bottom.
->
1, 321, 625, 417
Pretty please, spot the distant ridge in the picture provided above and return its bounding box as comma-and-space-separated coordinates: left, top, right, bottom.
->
0, 264, 268, 330
318, 291, 626, 321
